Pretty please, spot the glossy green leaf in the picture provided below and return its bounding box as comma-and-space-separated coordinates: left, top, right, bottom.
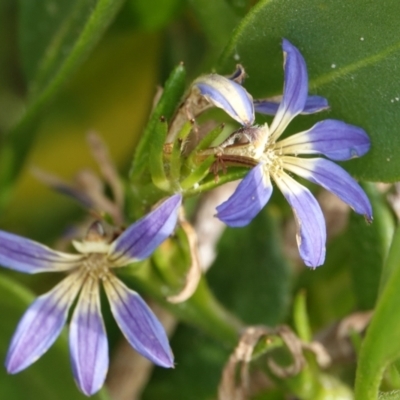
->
208, 207, 291, 326
348, 183, 395, 309
0, 274, 109, 400
218, 0, 400, 181
0, 0, 125, 211
355, 226, 400, 398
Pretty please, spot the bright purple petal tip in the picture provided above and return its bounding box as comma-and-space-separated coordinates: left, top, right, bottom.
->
274, 172, 326, 267
253, 99, 280, 116
216, 164, 273, 227
278, 119, 371, 161
109, 194, 182, 266
301, 95, 330, 114
104, 276, 174, 368
269, 39, 308, 140
283, 157, 373, 221
6, 273, 81, 373
254, 95, 329, 116
70, 278, 108, 396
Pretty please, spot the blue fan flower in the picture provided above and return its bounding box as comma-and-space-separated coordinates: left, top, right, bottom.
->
213, 39, 372, 268
0, 194, 181, 396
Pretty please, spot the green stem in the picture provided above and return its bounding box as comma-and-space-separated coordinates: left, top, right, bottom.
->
355, 225, 400, 399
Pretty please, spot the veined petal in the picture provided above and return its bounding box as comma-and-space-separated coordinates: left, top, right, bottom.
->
0, 230, 84, 274
277, 119, 370, 160
193, 74, 255, 126
254, 95, 329, 116
103, 275, 173, 368
282, 156, 373, 221
253, 99, 280, 115
108, 194, 182, 266
70, 277, 108, 396
269, 39, 308, 142
273, 171, 326, 267
216, 164, 273, 227
6, 271, 82, 373
301, 95, 330, 114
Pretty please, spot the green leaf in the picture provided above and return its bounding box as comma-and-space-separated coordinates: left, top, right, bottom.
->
208, 207, 291, 326
218, 0, 400, 182
347, 183, 395, 309
0, 274, 109, 400
0, 0, 125, 211
355, 226, 400, 398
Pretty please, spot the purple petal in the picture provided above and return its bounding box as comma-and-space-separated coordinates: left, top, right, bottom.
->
269, 39, 308, 141
0, 230, 84, 274
194, 74, 255, 126
6, 272, 82, 373
108, 194, 182, 266
301, 95, 330, 114
103, 275, 173, 368
70, 277, 108, 396
216, 164, 273, 227
254, 95, 329, 116
253, 99, 280, 115
282, 156, 372, 221
277, 119, 371, 161
273, 171, 326, 267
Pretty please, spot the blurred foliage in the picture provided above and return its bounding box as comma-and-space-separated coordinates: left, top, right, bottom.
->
0, 0, 400, 399
142, 324, 230, 400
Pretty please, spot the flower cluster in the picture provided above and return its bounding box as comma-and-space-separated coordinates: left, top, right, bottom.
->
0, 38, 372, 397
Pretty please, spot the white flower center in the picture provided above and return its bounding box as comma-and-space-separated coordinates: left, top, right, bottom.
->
260, 142, 284, 176
81, 253, 111, 280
